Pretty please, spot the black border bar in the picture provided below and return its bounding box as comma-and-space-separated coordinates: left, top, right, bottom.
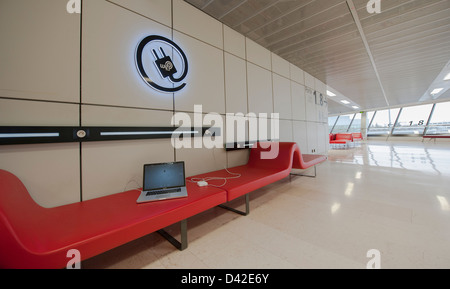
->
225, 140, 276, 151
0, 126, 220, 146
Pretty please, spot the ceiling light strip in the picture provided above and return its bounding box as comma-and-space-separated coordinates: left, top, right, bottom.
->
445, 73, 450, 81
346, 0, 390, 107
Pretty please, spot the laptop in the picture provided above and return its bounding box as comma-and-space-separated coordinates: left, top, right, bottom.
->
136, 161, 188, 203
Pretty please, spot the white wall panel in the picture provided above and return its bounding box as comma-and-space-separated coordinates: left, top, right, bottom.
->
224, 26, 246, 59
246, 38, 271, 70
291, 82, 306, 121
0, 98, 80, 208
293, 121, 308, 153
317, 103, 328, 124
304, 72, 315, 90
81, 106, 175, 200
81, 105, 173, 127
225, 53, 248, 114
247, 115, 279, 143
173, 0, 223, 49
225, 113, 249, 151
315, 79, 326, 96
0, 144, 80, 208
0, 0, 80, 102
273, 74, 292, 120
305, 88, 317, 122
82, 139, 174, 201
175, 113, 227, 177
307, 122, 318, 154
247, 63, 273, 115
227, 150, 250, 168
0, 99, 79, 126
279, 120, 293, 142
317, 123, 328, 154
82, 0, 173, 110
177, 145, 227, 177
272, 54, 290, 79
173, 31, 225, 114
290, 64, 305, 85
109, 0, 172, 27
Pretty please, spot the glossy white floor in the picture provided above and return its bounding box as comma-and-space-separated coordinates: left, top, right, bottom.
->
83, 140, 450, 269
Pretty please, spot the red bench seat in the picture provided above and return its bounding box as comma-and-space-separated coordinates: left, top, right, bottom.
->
190, 142, 327, 203
423, 135, 450, 139
0, 169, 226, 269
0, 142, 326, 268
330, 133, 354, 148
352, 133, 363, 141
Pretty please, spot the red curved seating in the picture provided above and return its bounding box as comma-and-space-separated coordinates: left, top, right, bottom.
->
190, 142, 327, 202
352, 132, 363, 141
330, 133, 353, 148
0, 142, 326, 268
0, 170, 226, 269
335, 133, 353, 142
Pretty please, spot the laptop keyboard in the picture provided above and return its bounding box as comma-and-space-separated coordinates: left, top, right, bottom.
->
146, 188, 181, 196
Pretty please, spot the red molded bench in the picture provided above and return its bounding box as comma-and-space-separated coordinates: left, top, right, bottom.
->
422, 135, 450, 142
189, 142, 327, 215
330, 133, 353, 148
0, 169, 227, 269
0, 142, 326, 268
352, 132, 363, 141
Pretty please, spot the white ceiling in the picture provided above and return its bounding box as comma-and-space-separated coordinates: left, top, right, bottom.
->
184, 0, 450, 114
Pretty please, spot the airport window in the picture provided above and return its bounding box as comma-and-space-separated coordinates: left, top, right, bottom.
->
348, 113, 362, 133
426, 102, 450, 135
368, 108, 400, 135
333, 114, 355, 133
366, 111, 376, 129
392, 104, 433, 135
329, 101, 450, 138
328, 116, 338, 133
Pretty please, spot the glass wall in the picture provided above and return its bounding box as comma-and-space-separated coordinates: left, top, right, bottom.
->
328, 116, 338, 133
427, 102, 450, 135
393, 104, 433, 135
328, 100, 450, 137
333, 114, 354, 133
348, 113, 362, 133
366, 111, 375, 129
369, 108, 400, 135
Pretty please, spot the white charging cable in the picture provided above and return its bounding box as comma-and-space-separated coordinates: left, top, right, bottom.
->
188, 168, 241, 188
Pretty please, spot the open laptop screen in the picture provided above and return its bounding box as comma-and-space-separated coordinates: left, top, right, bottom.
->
143, 162, 185, 191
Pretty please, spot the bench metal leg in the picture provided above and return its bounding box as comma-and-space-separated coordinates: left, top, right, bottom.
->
157, 219, 188, 251
290, 165, 317, 180
219, 194, 250, 216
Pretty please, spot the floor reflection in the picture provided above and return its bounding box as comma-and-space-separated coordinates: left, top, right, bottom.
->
328, 141, 450, 176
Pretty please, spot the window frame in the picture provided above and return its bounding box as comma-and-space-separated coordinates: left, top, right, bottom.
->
329, 101, 450, 138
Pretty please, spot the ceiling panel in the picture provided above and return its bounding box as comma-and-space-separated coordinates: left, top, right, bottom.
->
184, 0, 450, 114
327, 98, 356, 115
360, 0, 450, 109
